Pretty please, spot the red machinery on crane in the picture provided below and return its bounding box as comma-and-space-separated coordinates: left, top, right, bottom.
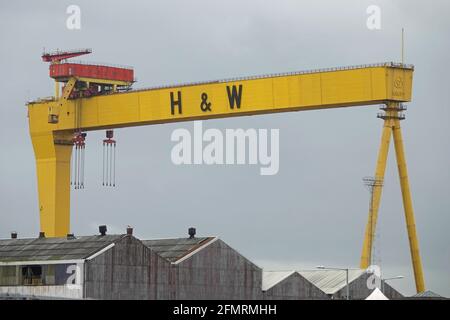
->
42, 48, 134, 99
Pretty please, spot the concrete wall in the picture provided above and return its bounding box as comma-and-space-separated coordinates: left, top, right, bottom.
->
263, 273, 329, 300
173, 239, 262, 300
84, 235, 172, 299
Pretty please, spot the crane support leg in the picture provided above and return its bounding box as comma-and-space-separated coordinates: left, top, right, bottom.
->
360, 116, 393, 268
392, 118, 426, 293
31, 132, 72, 237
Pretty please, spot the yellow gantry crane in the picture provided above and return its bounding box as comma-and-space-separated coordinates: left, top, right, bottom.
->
27, 50, 425, 292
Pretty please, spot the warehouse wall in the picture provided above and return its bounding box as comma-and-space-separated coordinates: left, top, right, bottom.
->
79, 235, 405, 300
332, 273, 403, 300
0, 284, 83, 299
173, 239, 262, 300
263, 273, 329, 300
84, 235, 172, 299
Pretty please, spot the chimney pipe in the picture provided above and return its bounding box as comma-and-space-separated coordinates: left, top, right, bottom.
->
11, 232, 17, 239
188, 227, 196, 239
99, 225, 107, 236
39, 232, 45, 238
126, 226, 133, 236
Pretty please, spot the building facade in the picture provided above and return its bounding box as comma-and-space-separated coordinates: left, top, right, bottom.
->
0, 231, 262, 299
299, 269, 403, 300
144, 237, 262, 299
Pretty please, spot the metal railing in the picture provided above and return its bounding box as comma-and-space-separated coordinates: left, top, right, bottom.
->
57, 60, 134, 70
42, 48, 92, 56
130, 62, 414, 93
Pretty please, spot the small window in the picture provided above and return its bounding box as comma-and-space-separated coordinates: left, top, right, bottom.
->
44, 265, 56, 285
21, 265, 43, 285
0, 266, 18, 286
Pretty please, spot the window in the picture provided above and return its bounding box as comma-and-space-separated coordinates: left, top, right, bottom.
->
21, 265, 42, 285
45, 265, 56, 285
0, 266, 18, 286
1, 264, 78, 286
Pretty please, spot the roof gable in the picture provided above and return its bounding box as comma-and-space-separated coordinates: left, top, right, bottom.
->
299, 269, 366, 294
142, 237, 216, 263
262, 270, 297, 291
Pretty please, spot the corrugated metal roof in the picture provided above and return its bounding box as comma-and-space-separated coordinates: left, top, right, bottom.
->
0, 235, 124, 262
412, 290, 443, 298
299, 269, 366, 294
262, 271, 297, 291
142, 237, 216, 263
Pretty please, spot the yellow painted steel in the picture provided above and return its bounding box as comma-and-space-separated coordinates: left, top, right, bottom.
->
29, 65, 413, 134
53, 60, 60, 100
360, 116, 393, 268
359, 102, 426, 293
55, 81, 59, 100
48, 77, 77, 124
392, 116, 426, 293
31, 132, 72, 237
26, 63, 425, 291
75, 77, 132, 86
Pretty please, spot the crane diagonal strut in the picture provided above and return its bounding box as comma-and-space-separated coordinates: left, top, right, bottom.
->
26, 61, 425, 292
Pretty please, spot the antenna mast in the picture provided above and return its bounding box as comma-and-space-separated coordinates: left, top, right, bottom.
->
402, 28, 405, 65
363, 176, 384, 265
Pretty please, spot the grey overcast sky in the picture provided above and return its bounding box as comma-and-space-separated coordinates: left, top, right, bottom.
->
0, 0, 449, 296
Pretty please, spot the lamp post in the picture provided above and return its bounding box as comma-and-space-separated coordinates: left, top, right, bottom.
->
381, 275, 404, 294
316, 266, 351, 300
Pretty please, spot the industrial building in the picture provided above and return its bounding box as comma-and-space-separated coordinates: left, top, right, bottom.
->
261, 269, 403, 300
409, 290, 447, 300
262, 271, 329, 300
0, 228, 261, 299
299, 270, 403, 300
0, 227, 403, 300
0, 229, 171, 299
143, 236, 261, 300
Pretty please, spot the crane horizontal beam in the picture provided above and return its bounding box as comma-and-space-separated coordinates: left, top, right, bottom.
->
28, 63, 413, 138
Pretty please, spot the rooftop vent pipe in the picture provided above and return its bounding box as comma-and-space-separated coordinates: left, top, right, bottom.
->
188, 227, 196, 239
99, 225, 107, 236
11, 232, 17, 239
126, 226, 133, 236
39, 232, 45, 238
67, 233, 75, 240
